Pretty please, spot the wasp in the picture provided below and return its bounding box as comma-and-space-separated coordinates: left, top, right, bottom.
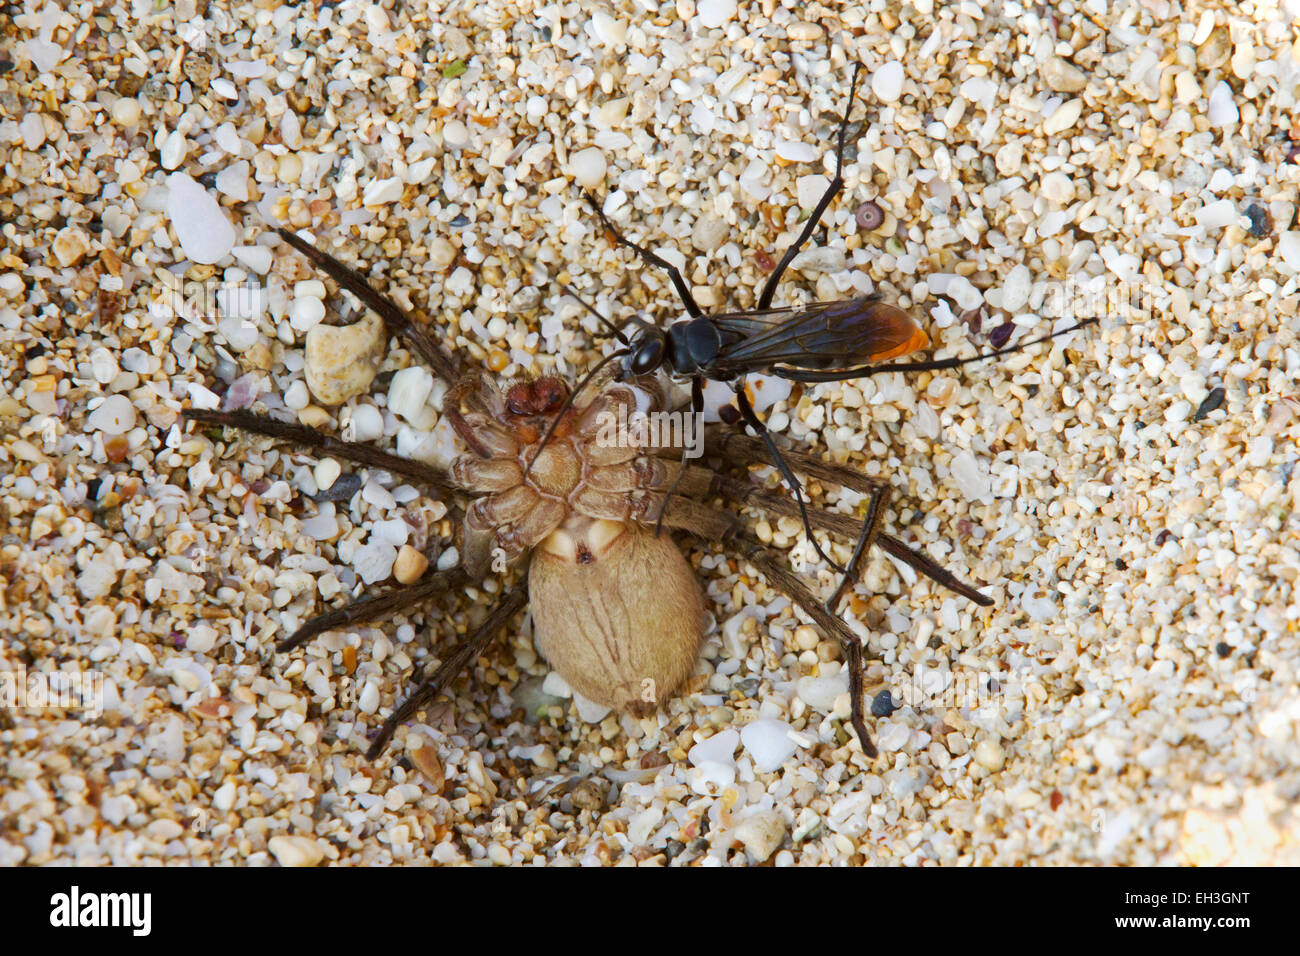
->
543, 62, 1093, 609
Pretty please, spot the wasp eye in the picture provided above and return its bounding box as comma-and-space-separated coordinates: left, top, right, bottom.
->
629, 337, 665, 375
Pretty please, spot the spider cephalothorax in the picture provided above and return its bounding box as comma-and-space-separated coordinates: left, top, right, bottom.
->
447, 372, 676, 576
445, 370, 707, 715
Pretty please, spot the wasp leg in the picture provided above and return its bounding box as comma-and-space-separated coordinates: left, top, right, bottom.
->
275, 227, 462, 387
583, 191, 703, 318
733, 532, 877, 758
733, 383, 846, 576
757, 62, 865, 310
183, 408, 456, 497
366, 582, 529, 760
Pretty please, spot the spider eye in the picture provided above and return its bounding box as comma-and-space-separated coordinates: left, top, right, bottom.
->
538, 382, 566, 413
629, 337, 665, 375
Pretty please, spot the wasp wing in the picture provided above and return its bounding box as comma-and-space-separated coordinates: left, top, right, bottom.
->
708, 296, 929, 378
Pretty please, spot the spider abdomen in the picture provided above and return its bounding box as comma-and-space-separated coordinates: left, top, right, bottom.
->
529, 516, 706, 717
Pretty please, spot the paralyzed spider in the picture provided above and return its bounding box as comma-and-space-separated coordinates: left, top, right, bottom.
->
184, 228, 995, 760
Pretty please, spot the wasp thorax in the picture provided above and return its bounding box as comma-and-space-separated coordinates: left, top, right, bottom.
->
530, 516, 705, 717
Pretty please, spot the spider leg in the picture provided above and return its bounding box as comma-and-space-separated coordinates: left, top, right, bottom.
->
734, 383, 845, 575
275, 227, 461, 387
733, 532, 877, 758
705, 432, 993, 606
757, 62, 864, 310
277, 570, 461, 652
184, 408, 457, 497
825, 480, 891, 615
583, 191, 703, 318
366, 581, 529, 760
707, 428, 884, 496
707, 470, 991, 607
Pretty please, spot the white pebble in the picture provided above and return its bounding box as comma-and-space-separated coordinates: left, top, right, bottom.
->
214, 123, 241, 155
353, 541, 397, 584
349, 405, 384, 442
1196, 199, 1238, 230
775, 139, 818, 164
790, 246, 846, 274
442, 119, 469, 149
267, 836, 325, 867
568, 147, 607, 188
215, 161, 249, 202
1040, 171, 1075, 205
572, 691, 611, 724
1043, 98, 1083, 136
1000, 264, 1031, 312
689, 729, 739, 767
695, 0, 737, 29
796, 671, 848, 711
973, 739, 1005, 772
388, 366, 436, 427
283, 381, 309, 411
590, 11, 627, 46
1207, 81, 1239, 127
872, 61, 905, 103
741, 719, 800, 772
166, 172, 236, 265
733, 811, 787, 863
232, 245, 272, 274
160, 129, 187, 170
310, 463, 338, 494
877, 720, 912, 752
87, 395, 136, 435
796, 174, 829, 208
950, 450, 991, 501
1277, 232, 1300, 271
19, 114, 45, 149
289, 295, 326, 332
110, 96, 141, 126
362, 177, 404, 206
89, 348, 119, 385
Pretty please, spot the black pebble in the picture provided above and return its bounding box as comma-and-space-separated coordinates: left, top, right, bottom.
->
1245, 204, 1271, 239
312, 471, 362, 504
989, 322, 1014, 350
871, 689, 897, 718
1215, 642, 1232, 658
1193, 386, 1226, 422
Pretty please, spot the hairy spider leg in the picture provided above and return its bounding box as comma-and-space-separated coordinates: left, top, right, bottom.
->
367, 582, 529, 760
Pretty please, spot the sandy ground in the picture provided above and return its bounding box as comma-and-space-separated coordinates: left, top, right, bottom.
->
2, 0, 1299, 865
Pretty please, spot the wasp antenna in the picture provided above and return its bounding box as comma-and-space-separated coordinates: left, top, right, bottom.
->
559, 282, 630, 346
523, 348, 630, 477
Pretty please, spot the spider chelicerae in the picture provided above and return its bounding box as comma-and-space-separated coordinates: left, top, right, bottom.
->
184, 228, 994, 761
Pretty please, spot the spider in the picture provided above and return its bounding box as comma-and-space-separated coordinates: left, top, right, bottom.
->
184, 228, 994, 761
